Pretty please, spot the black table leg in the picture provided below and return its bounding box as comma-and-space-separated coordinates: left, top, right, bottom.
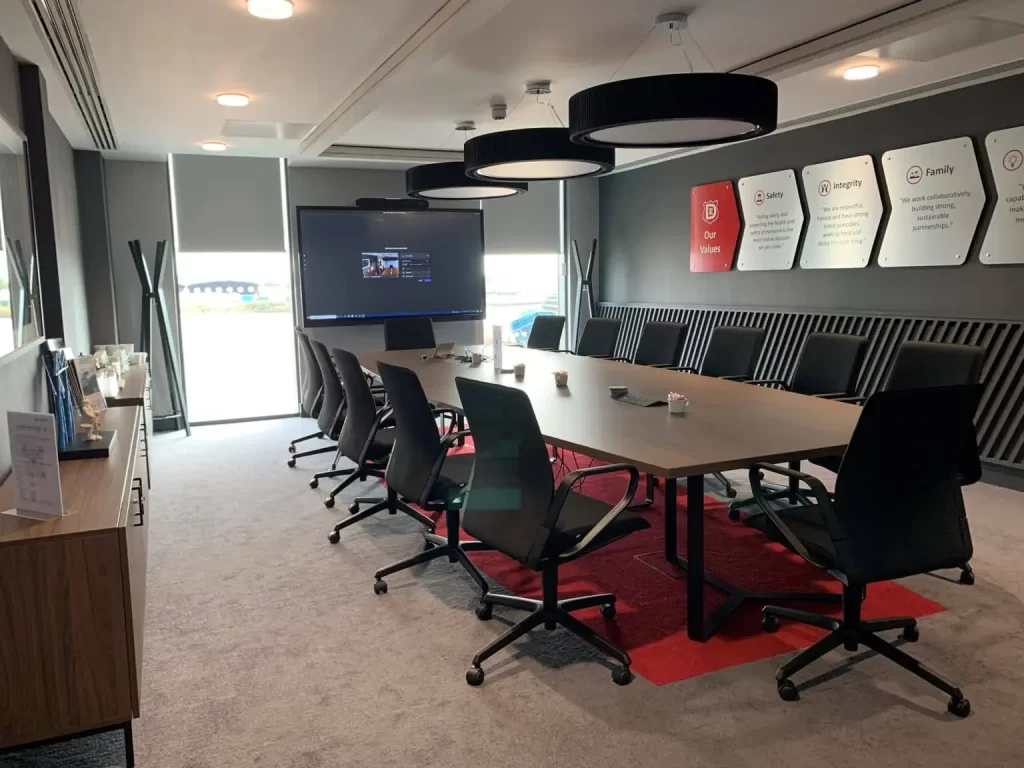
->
663, 477, 677, 560
788, 460, 800, 504
686, 474, 705, 641
124, 722, 135, 767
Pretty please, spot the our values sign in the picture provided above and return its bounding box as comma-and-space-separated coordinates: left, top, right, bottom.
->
878, 137, 985, 268
690, 180, 740, 272
800, 156, 882, 269
736, 170, 804, 271
981, 126, 1024, 265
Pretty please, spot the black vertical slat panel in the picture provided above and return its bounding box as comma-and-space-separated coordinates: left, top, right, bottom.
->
977, 327, 1023, 452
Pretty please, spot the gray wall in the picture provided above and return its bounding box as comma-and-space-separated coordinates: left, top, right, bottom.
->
105, 159, 180, 417
0, 36, 44, 479
74, 150, 118, 343
287, 165, 483, 350
600, 73, 1024, 321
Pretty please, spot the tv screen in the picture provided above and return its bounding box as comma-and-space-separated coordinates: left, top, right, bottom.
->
296, 206, 485, 326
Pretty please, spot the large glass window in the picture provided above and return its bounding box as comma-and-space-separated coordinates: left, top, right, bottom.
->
483, 253, 563, 345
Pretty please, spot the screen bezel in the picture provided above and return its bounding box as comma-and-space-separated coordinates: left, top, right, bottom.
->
295, 205, 486, 327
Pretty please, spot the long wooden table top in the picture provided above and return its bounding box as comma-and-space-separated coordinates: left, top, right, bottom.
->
0, 406, 141, 544
107, 363, 148, 407
358, 347, 860, 478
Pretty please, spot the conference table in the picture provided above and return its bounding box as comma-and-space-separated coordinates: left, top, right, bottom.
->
356, 346, 860, 642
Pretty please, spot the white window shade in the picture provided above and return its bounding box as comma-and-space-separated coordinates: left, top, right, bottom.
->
171, 155, 284, 252
483, 180, 560, 254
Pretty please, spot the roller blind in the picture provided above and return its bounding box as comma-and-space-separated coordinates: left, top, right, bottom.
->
482, 180, 560, 254
171, 155, 284, 252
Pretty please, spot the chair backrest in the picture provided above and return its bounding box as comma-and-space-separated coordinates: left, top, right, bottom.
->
576, 317, 622, 357
884, 341, 985, 391
633, 321, 688, 367
455, 377, 555, 566
527, 315, 566, 350
296, 329, 322, 416
830, 384, 981, 583
700, 326, 765, 378
384, 317, 436, 351
309, 339, 344, 436
331, 348, 381, 460
376, 361, 443, 503
790, 333, 868, 397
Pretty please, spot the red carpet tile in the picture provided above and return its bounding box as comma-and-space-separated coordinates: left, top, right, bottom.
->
438, 449, 945, 686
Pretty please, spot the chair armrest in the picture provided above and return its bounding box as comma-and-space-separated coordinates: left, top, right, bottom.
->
717, 374, 750, 382
586, 354, 612, 359
747, 378, 789, 390
748, 462, 836, 570
355, 406, 394, 465
667, 365, 698, 373
428, 429, 473, 481
547, 464, 640, 560
551, 349, 573, 354
647, 362, 675, 369
609, 356, 633, 363
812, 392, 852, 400
832, 395, 866, 404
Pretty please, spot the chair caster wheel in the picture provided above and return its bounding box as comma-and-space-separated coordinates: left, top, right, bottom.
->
600, 603, 616, 619
899, 624, 919, 643
959, 568, 975, 586
309, 479, 319, 489
288, 445, 296, 453
762, 614, 781, 633
777, 679, 799, 702
328, 531, 341, 544
475, 602, 493, 621
324, 497, 335, 509
287, 459, 296, 468
348, 503, 360, 515
373, 580, 388, 595
612, 666, 633, 686
725, 487, 737, 499
948, 696, 970, 717
466, 666, 485, 686
727, 507, 741, 522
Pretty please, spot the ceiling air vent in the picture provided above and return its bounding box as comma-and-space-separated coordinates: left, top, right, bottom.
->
25, 0, 117, 150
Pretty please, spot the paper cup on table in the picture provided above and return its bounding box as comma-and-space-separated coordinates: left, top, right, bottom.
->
514, 363, 525, 380
668, 396, 689, 415
470, 352, 483, 366
554, 371, 568, 387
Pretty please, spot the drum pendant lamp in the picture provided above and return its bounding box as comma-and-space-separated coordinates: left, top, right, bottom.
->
406, 162, 527, 200
464, 127, 615, 182
568, 13, 778, 149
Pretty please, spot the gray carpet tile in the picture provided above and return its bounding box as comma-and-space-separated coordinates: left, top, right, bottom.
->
6, 417, 1024, 768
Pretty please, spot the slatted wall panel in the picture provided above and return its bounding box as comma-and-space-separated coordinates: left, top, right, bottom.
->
599, 303, 1024, 470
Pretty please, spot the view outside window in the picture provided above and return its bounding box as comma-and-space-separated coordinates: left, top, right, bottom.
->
176, 252, 298, 422
483, 253, 562, 345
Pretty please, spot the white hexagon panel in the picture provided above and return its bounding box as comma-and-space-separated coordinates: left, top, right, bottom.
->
800, 156, 882, 269
736, 170, 804, 271
878, 137, 986, 268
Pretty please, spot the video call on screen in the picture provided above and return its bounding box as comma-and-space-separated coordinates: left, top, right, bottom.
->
298, 208, 485, 322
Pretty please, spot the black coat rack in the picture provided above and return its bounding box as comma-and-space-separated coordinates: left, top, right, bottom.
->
128, 239, 191, 436
572, 238, 597, 347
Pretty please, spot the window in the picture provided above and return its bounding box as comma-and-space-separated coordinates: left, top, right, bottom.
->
483, 253, 563, 345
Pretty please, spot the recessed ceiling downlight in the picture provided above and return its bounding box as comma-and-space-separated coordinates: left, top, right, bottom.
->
201, 141, 228, 152
843, 64, 880, 81
247, 0, 294, 20
217, 93, 250, 107
406, 162, 527, 200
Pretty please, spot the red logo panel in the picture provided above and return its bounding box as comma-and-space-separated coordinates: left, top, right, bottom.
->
690, 181, 741, 272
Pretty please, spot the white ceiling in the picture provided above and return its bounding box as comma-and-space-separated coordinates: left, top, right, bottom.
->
3, 0, 1024, 168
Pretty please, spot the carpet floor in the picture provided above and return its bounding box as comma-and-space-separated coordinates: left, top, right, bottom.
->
5, 417, 1024, 768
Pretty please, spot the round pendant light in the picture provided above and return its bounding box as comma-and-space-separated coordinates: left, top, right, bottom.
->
464, 127, 614, 182
569, 73, 777, 149
406, 162, 527, 200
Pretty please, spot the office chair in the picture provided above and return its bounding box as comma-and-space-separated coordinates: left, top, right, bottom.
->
454, 377, 646, 687
747, 384, 981, 717
611, 320, 688, 367
728, 333, 868, 519
384, 316, 436, 351
672, 325, 766, 497
526, 315, 566, 350
288, 329, 326, 454
570, 317, 622, 357
327, 352, 438, 543
370, 362, 490, 596
287, 339, 344, 467
805, 339, 985, 585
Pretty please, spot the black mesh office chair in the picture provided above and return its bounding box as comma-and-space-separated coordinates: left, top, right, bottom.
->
727, 333, 868, 519
455, 377, 646, 687
384, 316, 436, 351
807, 339, 985, 585
673, 325, 766, 497
370, 362, 490, 596
287, 339, 344, 467
747, 384, 981, 717
526, 315, 566, 350
572, 317, 622, 357
611, 321, 688, 367
327, 352, 438, 543
288, 329, 326, 454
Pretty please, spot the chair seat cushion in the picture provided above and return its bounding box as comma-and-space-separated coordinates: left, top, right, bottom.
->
744, 504, 838, 569
429, 452, 475, 502
543, 491, 650, 560
365, 428, 395, 460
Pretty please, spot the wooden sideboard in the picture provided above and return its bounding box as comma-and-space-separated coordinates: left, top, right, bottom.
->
107, 363, 153, 487
0, 405, 149, 766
